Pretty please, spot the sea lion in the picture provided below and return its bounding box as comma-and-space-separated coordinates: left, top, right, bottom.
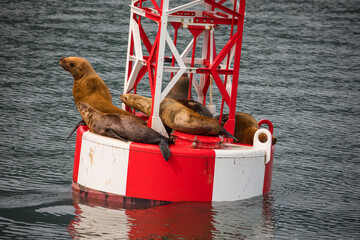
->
166, 73, 212, 117
166, 73, 193, 100
59, 56, 145, 124
119, 93, 236, 139
77, 101, 171, 161
221, 113, 277, 145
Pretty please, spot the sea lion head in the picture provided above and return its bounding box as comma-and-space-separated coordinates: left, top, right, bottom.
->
119, 93, 152, 116
60, 56, 95, 80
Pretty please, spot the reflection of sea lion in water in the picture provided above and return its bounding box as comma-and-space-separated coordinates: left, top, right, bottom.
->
120, 93, 236, 139
77, 101, 171, 161
220, 113, 277, 145
59, 56, 144, 123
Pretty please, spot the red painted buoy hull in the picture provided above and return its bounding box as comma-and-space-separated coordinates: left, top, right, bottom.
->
72, 125, 274, 205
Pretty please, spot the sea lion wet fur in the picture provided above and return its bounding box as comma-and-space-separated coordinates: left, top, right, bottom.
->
77, 101, 171, 161
120, 93, 235, 139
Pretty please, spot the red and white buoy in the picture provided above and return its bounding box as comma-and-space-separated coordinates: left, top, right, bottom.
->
72, 0, 275, 205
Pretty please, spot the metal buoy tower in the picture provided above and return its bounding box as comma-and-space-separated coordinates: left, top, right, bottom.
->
123, 0, 246, 137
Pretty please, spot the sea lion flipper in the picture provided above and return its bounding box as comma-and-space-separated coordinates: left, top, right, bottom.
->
105, 129, 128, 142
176, 100, 213, 117
158, 139, 171, 161
189, 103, 213, 117
220, 127, 239, 143
66, 119, 86, 142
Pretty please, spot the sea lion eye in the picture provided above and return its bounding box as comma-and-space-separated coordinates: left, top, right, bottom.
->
70, 62, 75, 67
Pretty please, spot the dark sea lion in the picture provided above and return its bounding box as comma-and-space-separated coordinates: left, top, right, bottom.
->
119, 93, 236, 139
166, 73, 193, 100
59, 56, 145, 124
77, 101, 171, 161
221, 113, 277, 145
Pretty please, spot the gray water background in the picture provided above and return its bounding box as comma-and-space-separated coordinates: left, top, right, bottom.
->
1, 0, 359, 239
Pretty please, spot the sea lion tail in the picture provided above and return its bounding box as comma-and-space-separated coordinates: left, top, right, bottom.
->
220, 127, 239, 143
158, 138, 171, 161
66, 119, 86, 142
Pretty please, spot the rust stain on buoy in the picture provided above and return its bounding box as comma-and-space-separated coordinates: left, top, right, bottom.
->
89, 148, 94, 167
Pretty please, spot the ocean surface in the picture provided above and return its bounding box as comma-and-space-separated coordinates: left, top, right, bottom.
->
1, 0, 359, 239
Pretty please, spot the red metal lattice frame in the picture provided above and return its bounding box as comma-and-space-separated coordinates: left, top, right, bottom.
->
124, 0, 247, 135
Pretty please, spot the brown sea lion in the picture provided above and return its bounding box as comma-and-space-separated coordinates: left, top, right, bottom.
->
59, 56, 145, 124
221, 113, 277, 145
119, 93, 236, 139
77, 101, 171, 161
166, 73, 212, 117
166, 73, 193, 100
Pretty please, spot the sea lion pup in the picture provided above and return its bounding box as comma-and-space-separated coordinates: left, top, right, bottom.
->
59, 56, 145, 124
120, 93, 236, 139
220, 113, 277, 145
77, 101, 171, 161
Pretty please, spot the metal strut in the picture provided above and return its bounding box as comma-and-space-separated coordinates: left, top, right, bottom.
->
123, 0, 247, 137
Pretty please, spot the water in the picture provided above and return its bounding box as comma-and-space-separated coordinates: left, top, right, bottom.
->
1, 0, 359, 239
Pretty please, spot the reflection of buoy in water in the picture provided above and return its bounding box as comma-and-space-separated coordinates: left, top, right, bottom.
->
68, 195, 275, 239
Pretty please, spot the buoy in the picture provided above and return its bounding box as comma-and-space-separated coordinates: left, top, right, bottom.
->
71, 0, 275, 206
